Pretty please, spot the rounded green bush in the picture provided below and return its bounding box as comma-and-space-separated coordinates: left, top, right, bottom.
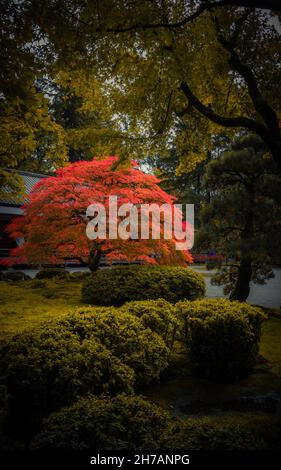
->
31, 394, 170, 450
176, 299, 266, 381
35, 268, 70, 279
206, 261, 217, 270
162, 415, 281, 450
0, 323, 134, 439
57, 308, 170, 384
0, 305, 170, 440
120, 299, 178, 348
31, 398, 281, 451
82, 265, 205, 306
0, 271, 31, 281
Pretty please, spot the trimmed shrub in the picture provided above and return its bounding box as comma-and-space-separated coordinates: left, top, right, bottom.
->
57, 309, 170, 384
0, 306, 170, 439
31, 395, 170, 450
206, 261, 217, 270
176, 299, 266, 381
35, 268, 70, 279
0, 271, 31, 281
161, 415, 281, 450
120, 299, 178, 348
82, 265, 205, 306
0, 324, 134, 439
31, 401, 281, 451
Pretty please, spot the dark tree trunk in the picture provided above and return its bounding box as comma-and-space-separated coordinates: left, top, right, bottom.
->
230, 204, 254, 302
88, 247, 102, 272
230, 257, 252, 302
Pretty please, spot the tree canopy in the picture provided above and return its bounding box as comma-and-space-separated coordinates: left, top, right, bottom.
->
1, 0, 280, 185
4, 157, 192, 270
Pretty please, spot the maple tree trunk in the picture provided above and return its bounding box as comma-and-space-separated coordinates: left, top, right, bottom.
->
88, 247, 102, 272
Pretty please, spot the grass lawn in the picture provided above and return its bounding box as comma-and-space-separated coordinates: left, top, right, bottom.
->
260, 316, 281, 377
0, 278, 84, 339
1, 277, 281, 419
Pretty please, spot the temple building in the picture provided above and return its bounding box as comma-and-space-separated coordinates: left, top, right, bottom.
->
0, 170, 46, 260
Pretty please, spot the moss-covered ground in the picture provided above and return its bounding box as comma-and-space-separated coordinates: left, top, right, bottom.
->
0, 278, 83, 339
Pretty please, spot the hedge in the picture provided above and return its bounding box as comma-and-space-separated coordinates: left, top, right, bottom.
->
176, 299, 266, 381
120, 299, 178, 348
82, 265, 205, 306
31, 396, 281, 450
31, 395, 170, 450
161, 415, 281, 450
0, 307, 170, 439
57, 308, 170, 384
0, 271, 31, 281
0, 324, 134, 439
35, 268, 70, 279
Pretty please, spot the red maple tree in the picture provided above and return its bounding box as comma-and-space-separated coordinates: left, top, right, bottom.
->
4, 157, 192, 270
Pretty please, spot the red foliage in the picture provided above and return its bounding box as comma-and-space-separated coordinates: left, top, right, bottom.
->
4, 157, 192, 267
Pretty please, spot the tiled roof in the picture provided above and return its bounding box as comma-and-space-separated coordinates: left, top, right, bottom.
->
0, 170, 47, 206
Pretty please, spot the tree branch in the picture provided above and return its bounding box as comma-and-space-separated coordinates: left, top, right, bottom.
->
156, 91, 173, 135
180, 81, 281, 167
180, 81, 264, 131
101, 2, 224, 32
217, 37, 280, 139
95, 1, 280, 34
